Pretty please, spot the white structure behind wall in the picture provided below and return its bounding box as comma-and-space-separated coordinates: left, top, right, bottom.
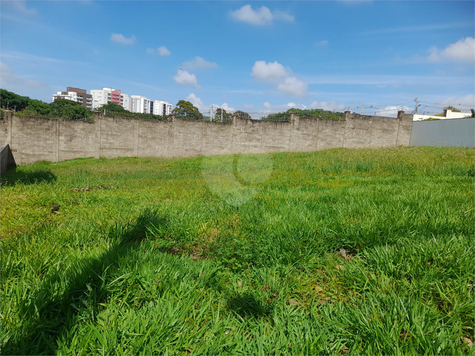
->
131, 95, 153, 114
414, 109, 472, 121
91, 88, 113, 110
153, 100, 173, 116
120, 93, 131, 111
90, 87, 173, 114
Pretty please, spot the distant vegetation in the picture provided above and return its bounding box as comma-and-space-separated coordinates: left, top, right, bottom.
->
0, 90, 167, 122
1, 89, 92, 121
261, 108, 344, 122
172, 100, 203, 120
99, 102, 166, 121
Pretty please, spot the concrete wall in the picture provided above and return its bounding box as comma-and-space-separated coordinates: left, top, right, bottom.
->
410, 117, 475, 148
0, 110, 413, 166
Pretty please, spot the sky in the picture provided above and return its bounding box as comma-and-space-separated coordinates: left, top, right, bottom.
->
1, 0, 474, 118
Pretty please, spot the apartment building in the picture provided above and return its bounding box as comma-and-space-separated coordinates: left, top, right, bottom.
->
153, 100, 173, 116
120, 93, 131, 111
52, 87, 93, 109
86, 87, 173, 114
131, 95, 153, 114
90, 87, 114, 110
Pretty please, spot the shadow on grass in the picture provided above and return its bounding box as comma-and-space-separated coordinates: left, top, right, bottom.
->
227, 293, 272, 319
2, 208, 164, 355
1, 168, 57, 186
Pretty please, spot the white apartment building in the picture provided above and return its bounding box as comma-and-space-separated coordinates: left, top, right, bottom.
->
90, 87, 173, 114
120, 93, 131, 112
52, 87, 93, 110
91, 88, 113, 110
131, 95, 153, 114
91, 87, 124, 110
53, 91, 80, 103
153, 100, 173, 116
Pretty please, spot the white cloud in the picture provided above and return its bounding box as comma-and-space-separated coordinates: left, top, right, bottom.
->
263, 102, 271, 109
158, 46, 171, 56
110, 33, 136, 45
229, 5, 294, 26
273, 11, 295, 23
3, 0, 37, 15
251, 60, 308, 97
186, 93, 206, 111
315, 40, 328, 47
277, 76, 308, 97
0, 61, 48, 88
211, 103, 235, 113
309, 100, 345, 111
146, 46, 171, 56
182, 56, 217, 70
185, 94, 235, 113
251, 60, 288, 81
439, 94, 475, 111
428, 37, 475, 63
375, 106, 411, 118
174, 69, 199, 88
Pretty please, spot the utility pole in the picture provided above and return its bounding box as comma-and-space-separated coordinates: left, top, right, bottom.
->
361, 104, 364, 115
414, 98, 419, 114
209, 105, 213, 122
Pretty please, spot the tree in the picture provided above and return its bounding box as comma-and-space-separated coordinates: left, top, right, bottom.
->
471, 109, 475, 118
172, 100, 203, 120
50, 98, 90, 120
0, 89, 31, 111
214, 108, 232, 121
25, 100, 51, 115
234, 110, 251, 120
97, 102, 126, 113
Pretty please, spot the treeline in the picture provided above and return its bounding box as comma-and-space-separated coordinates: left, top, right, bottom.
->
0, 89, 166, 122
261, 108, 344, 122
1, 89, 349, 124
1, 89, 92, 121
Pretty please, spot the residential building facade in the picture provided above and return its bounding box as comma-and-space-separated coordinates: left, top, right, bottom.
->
153, 100, 173, 116
62, 86, 173, 114
91, 87, 114, 110
131, 95, 153, 114
52, 87, 93, 109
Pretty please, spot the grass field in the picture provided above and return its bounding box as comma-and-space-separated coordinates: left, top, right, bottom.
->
1, 146, 474, 355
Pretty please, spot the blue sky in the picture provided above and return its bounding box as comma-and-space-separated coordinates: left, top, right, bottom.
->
1, 0, 474, 117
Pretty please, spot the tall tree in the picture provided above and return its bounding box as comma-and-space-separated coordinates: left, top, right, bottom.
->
234, 110, 251, 120
172, 100, 203, 120
97, 102, 126, 113
0, 89, 31, 111
214, 108, 232, 121
25, 100, 51, 115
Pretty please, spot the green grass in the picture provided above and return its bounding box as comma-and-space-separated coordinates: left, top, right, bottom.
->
1, 146, 474, 355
